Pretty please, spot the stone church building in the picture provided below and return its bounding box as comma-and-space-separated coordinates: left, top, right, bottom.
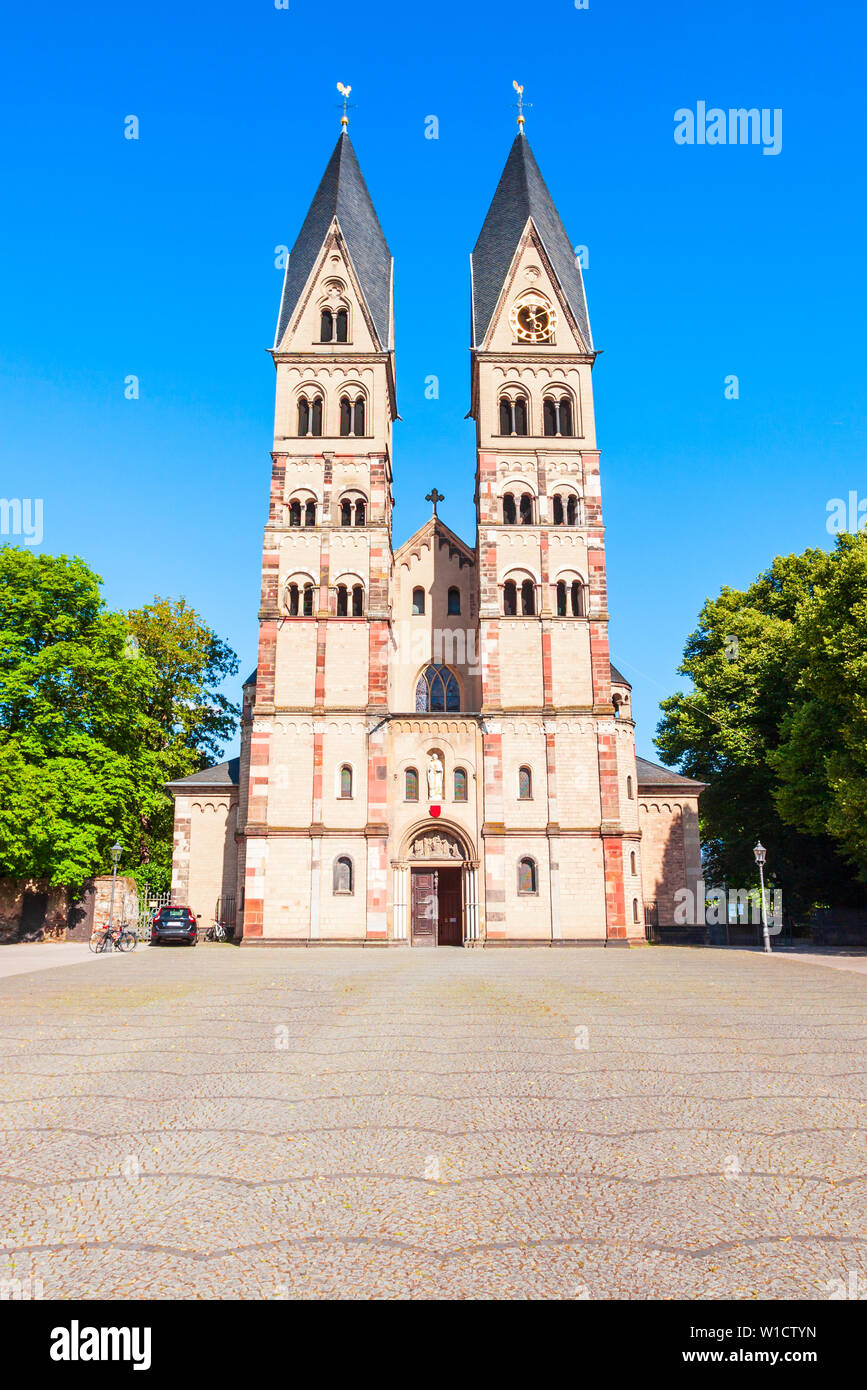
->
168, 126, 704, 945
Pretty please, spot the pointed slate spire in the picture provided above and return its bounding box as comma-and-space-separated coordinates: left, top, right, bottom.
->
274, 132, 392, 351
471, 132, 593, 351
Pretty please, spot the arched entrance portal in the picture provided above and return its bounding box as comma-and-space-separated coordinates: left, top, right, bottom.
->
393, 826, 479, 947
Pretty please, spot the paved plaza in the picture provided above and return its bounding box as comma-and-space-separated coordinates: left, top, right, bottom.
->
0, 945, 864, 1300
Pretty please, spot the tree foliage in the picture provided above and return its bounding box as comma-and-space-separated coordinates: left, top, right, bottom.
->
125, 597, 239, 884
0, 549, 239, 891
655, 535, 867, 910
770, 534, 867, 873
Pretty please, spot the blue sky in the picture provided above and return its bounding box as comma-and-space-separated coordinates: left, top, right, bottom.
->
1, 0, 864, 759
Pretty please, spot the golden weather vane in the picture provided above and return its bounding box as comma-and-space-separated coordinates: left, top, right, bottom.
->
512, 80, 529, 130
336, 82, 352, 131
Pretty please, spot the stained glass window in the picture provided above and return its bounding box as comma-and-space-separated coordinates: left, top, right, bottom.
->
518, 858, 537, 895
415, 664, 460, 712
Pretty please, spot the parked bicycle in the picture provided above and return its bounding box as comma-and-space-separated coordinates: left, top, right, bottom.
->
89, 921, 137, 953
204, 919, 233, 943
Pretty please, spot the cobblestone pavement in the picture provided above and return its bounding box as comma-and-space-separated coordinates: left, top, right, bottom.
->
1, 946, 864, 1300
0, 944, 122, 981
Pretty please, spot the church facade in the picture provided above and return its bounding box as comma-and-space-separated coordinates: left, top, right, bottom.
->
168, 126, 704, 946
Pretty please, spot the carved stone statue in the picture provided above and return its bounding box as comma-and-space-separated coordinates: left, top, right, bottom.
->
426, 752, 444, 800
410, 831, 463, 861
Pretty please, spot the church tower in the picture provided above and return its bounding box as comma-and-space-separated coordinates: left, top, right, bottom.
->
169, 114, 705, 947
241, 130, 397, 941
469, 130, 644, 941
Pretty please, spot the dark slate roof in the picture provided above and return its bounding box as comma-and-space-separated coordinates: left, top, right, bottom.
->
471, 133, 593, 350
243, 669, 257, 686
610, 663, 631, 688
166, 757, 240, 791
274, 133, 392, 351
635, 756, 706, 791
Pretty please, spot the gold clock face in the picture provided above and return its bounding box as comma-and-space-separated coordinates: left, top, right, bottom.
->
510, 297, 556, 342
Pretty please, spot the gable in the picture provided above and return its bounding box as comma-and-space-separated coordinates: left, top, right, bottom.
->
482, 226, 591, 355
274, 227, 380, 355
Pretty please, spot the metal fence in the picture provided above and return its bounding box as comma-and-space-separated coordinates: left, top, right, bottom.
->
124, 889, 237, 941
215, 896, 236, 928
132, 887, 172, 941
644, 906, 795, 947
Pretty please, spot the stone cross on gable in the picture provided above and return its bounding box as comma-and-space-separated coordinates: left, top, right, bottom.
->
425, 488, 445, 517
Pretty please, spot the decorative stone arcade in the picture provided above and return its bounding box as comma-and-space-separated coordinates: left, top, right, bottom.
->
392, 826, 480, 946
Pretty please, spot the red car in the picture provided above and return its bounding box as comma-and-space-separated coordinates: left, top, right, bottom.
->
151, 905, 199, 946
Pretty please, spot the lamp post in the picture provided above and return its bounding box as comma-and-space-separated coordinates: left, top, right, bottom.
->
753, 840, 772, 954
107, 841, 122, 934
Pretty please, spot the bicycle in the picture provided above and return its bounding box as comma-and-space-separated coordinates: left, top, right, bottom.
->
89, 921, 137, 953
204, 919, 233, 943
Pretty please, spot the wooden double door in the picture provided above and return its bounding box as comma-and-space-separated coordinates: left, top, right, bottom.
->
411, 867, 463, 946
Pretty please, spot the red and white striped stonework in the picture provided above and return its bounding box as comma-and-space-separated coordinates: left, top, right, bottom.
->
169, 134, 702, 946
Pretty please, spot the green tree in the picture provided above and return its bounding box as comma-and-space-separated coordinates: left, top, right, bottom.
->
0, 550, 239, 893
125, 597, 239, 885
771, 532, 867, 873
0, 550, 148, 885
655, 540, 864, 911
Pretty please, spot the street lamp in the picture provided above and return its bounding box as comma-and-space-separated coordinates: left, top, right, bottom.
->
107, 841, 122, 934
753, 840, 772, 954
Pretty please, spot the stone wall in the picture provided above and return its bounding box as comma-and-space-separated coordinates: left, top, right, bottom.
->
0, 874, 139, 942
638, 796, 702, 924
0, 878, 70, 943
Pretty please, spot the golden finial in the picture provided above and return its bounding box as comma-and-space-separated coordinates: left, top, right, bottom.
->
513, 80, 526, 131
337, 82, 352, 131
